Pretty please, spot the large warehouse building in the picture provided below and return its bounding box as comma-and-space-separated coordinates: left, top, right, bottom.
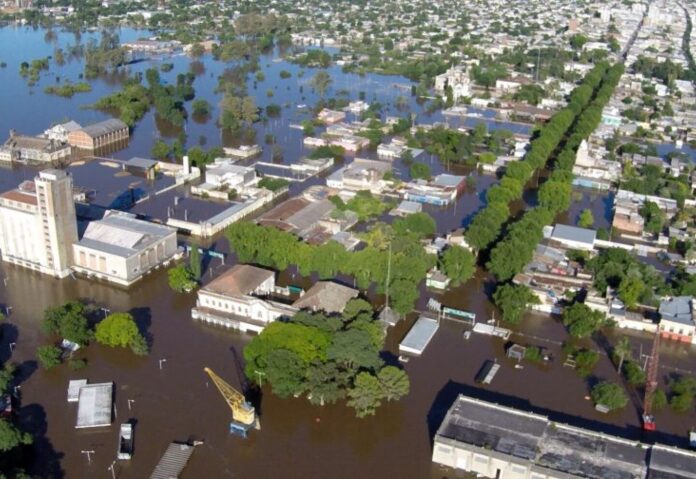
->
433, 394, 696, 479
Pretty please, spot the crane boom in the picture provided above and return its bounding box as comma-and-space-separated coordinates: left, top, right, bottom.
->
642, 329, 661, 431
204, 367, 258, 436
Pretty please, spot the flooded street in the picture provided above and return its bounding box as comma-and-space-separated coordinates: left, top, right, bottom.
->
0, 24, 696, 479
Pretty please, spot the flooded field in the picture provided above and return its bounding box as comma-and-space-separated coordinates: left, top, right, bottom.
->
0, 25, 695, 479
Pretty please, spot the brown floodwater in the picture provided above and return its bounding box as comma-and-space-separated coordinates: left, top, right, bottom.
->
3, 241, 696, 479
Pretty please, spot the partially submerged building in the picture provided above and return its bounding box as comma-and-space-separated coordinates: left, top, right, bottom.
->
192, 265, 359, 333
68, 119, 129, 150
72, 211, 178, 286
0, 170, 78, 278
432, 394, 696, 478
0, 131, 71, 163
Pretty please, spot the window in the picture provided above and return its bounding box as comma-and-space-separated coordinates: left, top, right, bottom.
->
473, 454, 488, 464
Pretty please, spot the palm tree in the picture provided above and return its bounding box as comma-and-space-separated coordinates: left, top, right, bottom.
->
614, 337, 632, 373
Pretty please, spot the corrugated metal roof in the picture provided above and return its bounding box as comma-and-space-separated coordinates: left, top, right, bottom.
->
150, 443, 195, 479
79, 119, 128, 138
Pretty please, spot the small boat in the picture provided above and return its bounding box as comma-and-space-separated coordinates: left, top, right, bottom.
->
117, 423, 134, 460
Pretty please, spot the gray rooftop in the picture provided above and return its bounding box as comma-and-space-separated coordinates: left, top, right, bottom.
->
75, 382, 113, 428
126, 157, 158, 169
434, 395, 696, 478
80, 118, 128, 138
77, 211, 175, 258
433, 174, 465, 188
659, 296, 694, 326
551, 224, 597, 246
150, 442, 195, 479
399, 315, 439, 355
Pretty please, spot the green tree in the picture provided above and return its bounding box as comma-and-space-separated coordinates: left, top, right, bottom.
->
623, 361, 647, 386
42, 302, 92, 346
578, 209, 594, 228
311, 71, 332, 99
190, 43, 205, 58
575, 349, 599, 377
192, 99, 210, 115
652, 389, 668, 410
389, 279, 420, 316
618, 276, 644, 309
562, 303, 607, 338
591, 382, 628, 411
377, 366, 409, 401
639, 201, 665, 234
393, 212, 436, 238
347, 372, 383, 418
493, 284, 539, 324
36, 345, 62, 370
328, 329, 383, 372
151, 140, 170, 160
613, 336, 632, 373
95, 313, 146, 355
410, 162, 431, 180
0, 418, 32, 451
439, 245, 476, 286
168, 264, 197, 293
189, 243, 202, 280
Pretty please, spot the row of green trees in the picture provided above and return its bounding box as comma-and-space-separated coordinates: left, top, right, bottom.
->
464, 63, 610, 253
244, 301, 409, 417
226, 220, 436, 315
487, 63, 625, 282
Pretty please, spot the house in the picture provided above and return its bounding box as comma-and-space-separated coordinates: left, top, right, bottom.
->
293, 281, 358, 313
203, 159, 258, 192
67, 119, 129, 150
434, 66, 471, 99
124, 157, 158, 180
192, 264, 297, 334
317, 109, 346, 124
44, 120, 82, 143
326, 158, 392, 193
495, 76, 531, 92
546, 224, 596, 251
426, 268, 450, 290
659, 296, 696, 344
390, 200, 422, 217
72, 211, 178, 286
403, 174, 465, 206
0, 132, 71, 163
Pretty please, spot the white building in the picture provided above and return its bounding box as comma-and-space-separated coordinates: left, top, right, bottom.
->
192, 264, 298, 334
204, 159, 258, 192
434, 66, 472, 100
326, 158, 392, 193
72, 211, 178, 286
43, 121, 82, 143
0, 169, 78, 278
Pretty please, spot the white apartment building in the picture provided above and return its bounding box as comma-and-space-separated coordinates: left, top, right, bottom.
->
0, 169, 78, 278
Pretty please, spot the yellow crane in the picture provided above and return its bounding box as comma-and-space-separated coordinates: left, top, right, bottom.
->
204, 367, 259, 437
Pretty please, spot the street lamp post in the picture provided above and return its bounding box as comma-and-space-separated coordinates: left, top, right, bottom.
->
8, 343, 16, 354
108, 460, 116, 479
127, 399, 135, 411
158, 359, 167, 370
81, 450, 95, 464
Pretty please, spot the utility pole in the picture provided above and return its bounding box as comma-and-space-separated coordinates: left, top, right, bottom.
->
385, 242, 392, 310
536, 47, 541, 82
81, 450, 95, 464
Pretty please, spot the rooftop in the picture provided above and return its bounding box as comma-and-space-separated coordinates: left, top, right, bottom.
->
551, 224, 597, 246
293, 281, 358, 313
79, 119, 128, 138
75, 382, 113, 429
77, 211, 175, 258
433, 395, 696, 478
659, 296, 694, 326
399, 315, 440, 355
203, 264, 275, 297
